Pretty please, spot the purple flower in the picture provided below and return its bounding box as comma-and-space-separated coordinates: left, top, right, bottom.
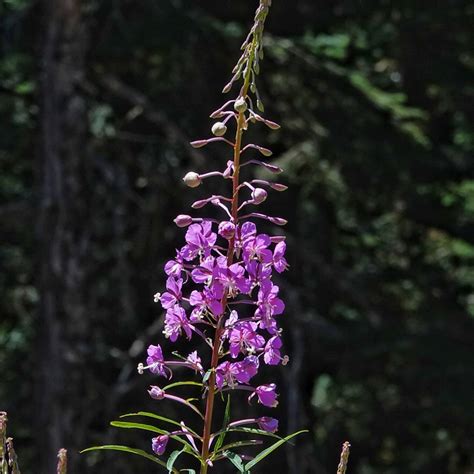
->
189, 286, 224, 319
146, 344, 167, 377
191, 256, 216, 284
255, 280, 285, 332
229, 322, 265, 358
216, 361, 236, 389
164, 252, 184, 277
216, 356, 259, 388
233, 355, 259, 384
215, 257, 251, 296
187, 351, 203, 372
152, 435, 169, 456
273, 241, 288, 273
243, 233, 273, 265
182, 221, 217, 260
246, 260, 272, 286
257, 416, 279, 433
160, 277, 183, 309
164, 305, 194, 342
254, 384, 278, 408
218, 221, 236, 240
263, 336, 282, 365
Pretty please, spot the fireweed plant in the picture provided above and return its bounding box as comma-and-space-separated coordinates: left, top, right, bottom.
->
83, 1, 306, 472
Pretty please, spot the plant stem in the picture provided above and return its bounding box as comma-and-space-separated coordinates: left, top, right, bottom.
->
199, 40, 256, 474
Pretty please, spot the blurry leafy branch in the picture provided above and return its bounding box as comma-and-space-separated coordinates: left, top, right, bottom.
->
1, 0, 473, 473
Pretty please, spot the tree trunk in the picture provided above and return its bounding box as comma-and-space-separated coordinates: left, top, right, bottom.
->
36, 0, 90, 471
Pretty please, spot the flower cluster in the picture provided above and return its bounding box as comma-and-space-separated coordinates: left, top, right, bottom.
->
141, 214, 290, 453
127, 1, 303, 470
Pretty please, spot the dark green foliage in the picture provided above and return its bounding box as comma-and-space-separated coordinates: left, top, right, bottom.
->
0, 1, 473, 473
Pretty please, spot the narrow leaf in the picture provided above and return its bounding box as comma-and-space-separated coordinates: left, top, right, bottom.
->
214, 395, 231, 452
215, 440, 262, 456
166, 448, 185, 472
222, 451, 246, 473
244, 430, 308, 470
163, 381, 203, 391
120, 413, 182, 429
110, 422, 197, 453
80, 445, 177, 473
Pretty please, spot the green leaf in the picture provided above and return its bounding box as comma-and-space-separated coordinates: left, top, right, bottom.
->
163, 381, 203, 391
111, 420, 168, 435
244, 430, 308, 470
214, 394, 231, 452
166, 448, 185, 472
222, 450, 247, 473
80, 445, 178, 473
180, 470, 196, 473
120, 412, 182, 429
120, 412, 200, 437
215, 440, 262, 456
110, 421, 198, 454
227, 427, 282, 440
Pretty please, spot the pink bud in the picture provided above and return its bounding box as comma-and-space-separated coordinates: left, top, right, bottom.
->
270, 183, 288, 191
173, 215, 193, 227
261, 162, 282, 173
268, 217, 288, 226
218, 221, 236, 239
148, 386, 166, 400
190, 140, 208, 148
191, 199, 209, 209
264, 119, 281, 130
252, 188, 267, 204
257, 146, 273, 157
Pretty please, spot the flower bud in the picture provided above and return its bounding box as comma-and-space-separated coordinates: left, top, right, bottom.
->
148, 386, 166, 400
218, 221, 236, 239
257, 146, 273, 157
173, 214, 193, 227
257, 417, 279, 433
183, 172, 202, 188
190, 140, 208, 148
234, 97, 248, 113
211, 121, 227, 137
252, 188, 267, 204
152, 435, 169, 456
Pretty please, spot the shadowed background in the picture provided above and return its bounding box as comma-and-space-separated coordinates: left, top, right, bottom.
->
1, 0, 473, 473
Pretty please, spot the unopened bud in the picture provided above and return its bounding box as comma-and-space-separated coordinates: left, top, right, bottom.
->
148, 386, 166, 400
183, 172, 202, 188
218, 221, 236, 239
174, 214, 193, 227
268, 216, 288, 226
264, 119, 281, 130
252, 188, 267, 204
270, 183, 288, 191
191, 199, 209, 209
190, 140, 208, 148
234, 97, 248, 113
258, 146, 273, 157
211, 122, 227, 137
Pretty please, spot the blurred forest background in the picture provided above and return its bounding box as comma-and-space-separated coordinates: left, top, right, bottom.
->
1, 0, 473, 473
